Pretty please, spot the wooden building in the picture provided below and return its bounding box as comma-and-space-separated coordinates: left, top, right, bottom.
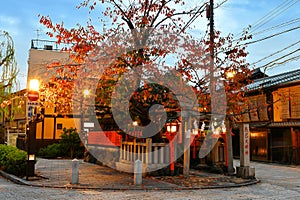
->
233, 69, 300, 164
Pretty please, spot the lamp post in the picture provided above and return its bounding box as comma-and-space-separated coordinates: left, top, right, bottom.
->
132, 121, 139, 138
26, 79, 39, 180
165, 120, 179, 175
224, 70, 235, 174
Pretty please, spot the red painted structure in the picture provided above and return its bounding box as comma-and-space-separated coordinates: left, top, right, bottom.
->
28, 91, 39, 101
88, 131, 122, 147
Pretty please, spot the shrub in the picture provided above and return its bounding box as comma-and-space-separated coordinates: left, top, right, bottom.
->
0, 145, 15, 166
37, 143, 63, 158
0, 144, 27, 177
59, 127, 84, 159
37, 127, 84, 159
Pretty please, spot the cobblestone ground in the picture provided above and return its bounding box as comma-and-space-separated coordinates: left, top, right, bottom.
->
1, 160, 300, 200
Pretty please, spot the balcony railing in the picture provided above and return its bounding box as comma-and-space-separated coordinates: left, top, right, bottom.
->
31, 39, 72, 51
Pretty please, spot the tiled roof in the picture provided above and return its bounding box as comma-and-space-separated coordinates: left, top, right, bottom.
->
246, 68, 300, 91
268, 121, 300, 127
246, 121, 300, 128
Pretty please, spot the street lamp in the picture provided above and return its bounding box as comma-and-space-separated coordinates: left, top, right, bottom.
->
224, 71, 235, 174
165, 119, 180, 175
166, 122, 178, 133
29, 79, 39, 91
225, 70, 236, 79
83, 89, 90, 97
132, 121, 138, 127
26, 78, 39, 180
132, 121, 140, 138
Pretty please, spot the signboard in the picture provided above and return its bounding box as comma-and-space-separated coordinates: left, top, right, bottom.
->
27, 102, 40, 118
84, 122, 94, 128
28, 106, 33, 118
28, 91, 39, 101
242, 123, 250, 166
27, 101, 40, 106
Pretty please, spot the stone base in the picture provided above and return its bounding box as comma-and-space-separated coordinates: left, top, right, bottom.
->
236, 166, 255, 179
86, 145, 120, 169
116, 160, 169, 175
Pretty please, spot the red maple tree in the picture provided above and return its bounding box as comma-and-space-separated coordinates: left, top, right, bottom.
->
38, 0, 252, 127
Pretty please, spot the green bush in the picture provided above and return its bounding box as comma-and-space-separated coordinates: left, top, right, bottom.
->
37, 143, 63, 158
37, 127, 84, 159
0, 144, 27, 177
59, 127, 84, 159
0, 145, 15, 166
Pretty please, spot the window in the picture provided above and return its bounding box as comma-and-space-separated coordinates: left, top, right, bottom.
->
57, 123, 63, 130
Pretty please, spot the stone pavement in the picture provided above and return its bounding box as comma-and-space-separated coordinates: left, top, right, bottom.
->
0, 158, 259, 190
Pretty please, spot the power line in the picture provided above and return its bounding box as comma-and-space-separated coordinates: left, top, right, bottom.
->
229, 17, 300, 45
258, 48, 300, 69
252, 17, 300, 36
233, 0, 299, 41
261, 54, 300, 72
272, 54, 300, 66
250, 39, 300, 66
215, 25, 300, 56
244, 26, 300, 45
250, 0, 299, 33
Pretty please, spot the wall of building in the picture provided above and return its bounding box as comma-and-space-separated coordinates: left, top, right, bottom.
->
27, 43, 80, 150
273, 85, 300, 121
27, 48, 70, 87
233, 79, 300, 164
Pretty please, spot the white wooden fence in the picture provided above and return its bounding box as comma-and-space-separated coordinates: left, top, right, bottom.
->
119, 138, 170, 166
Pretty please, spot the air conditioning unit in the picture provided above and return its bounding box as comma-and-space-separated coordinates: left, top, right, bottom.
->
44, 45, 53, 50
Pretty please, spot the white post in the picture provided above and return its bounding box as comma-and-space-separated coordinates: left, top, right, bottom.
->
6, 129, 9, 145
134, 159, 142, 185
72, 159, 79, 184
154, 146, 158, 164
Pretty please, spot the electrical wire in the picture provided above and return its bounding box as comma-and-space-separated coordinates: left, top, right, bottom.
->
262, 48, 300, 67
214, 24, 300, 58
232, 0, 300, 41
252, 17, 300, 36
250, 39, 300, 66
261, 54, 300, 72
250, 0, 299, 33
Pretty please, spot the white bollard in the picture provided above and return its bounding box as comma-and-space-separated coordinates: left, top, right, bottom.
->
134, 159, 142, 185
72, 159, 79, 184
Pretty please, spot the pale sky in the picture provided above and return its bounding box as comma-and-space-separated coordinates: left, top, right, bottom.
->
1, 0, 299, 89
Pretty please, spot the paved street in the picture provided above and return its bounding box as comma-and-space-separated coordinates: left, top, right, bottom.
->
241, 160, 300, 192
1, 160, 300, 200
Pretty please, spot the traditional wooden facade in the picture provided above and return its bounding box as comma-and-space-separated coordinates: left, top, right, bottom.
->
233, 69, 300, 164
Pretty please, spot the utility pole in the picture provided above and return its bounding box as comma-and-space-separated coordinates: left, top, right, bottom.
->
207, 0, 234, 174
207, 0, 215, 100
207, 0, 218, 166
209, 0, 214, 64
